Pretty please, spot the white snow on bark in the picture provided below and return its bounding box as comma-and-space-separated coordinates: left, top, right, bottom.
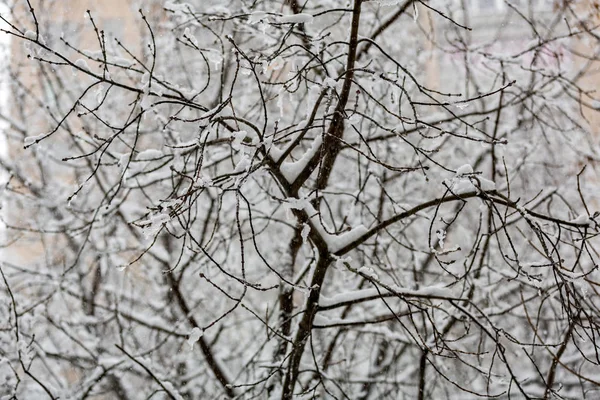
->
278, 13, 313, 24
319, 285, 454, 308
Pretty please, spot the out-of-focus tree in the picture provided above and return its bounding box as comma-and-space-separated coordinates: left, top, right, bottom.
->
1, 0, 600, 398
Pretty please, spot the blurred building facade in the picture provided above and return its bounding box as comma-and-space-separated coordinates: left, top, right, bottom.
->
419, 0, 600, 134
3, 0, 143, 266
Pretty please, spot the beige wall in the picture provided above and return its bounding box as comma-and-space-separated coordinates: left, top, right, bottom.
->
416, 1, 600, 136
576, 1, 600, 136
4, 0, 141, 267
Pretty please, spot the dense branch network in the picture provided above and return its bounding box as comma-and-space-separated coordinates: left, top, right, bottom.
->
1, 0, 600, 399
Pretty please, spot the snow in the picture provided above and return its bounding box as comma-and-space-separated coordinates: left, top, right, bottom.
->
280, 135, 322, 182
475, 177, 496, 191
18, 340, 32, 365
182, 27, 198, 47
187, 327, 204, 349
455, 164, 473, 176
323, 77, 342, 91
301, 223, 310, 243
452, 179, 475, 194
163, 382, 185, 400
436, 229, 446, 249
75, 58, 90, 72
24, 30, 36, 40
268, 144, 284, 163
194, 174, 213, 188
200, 105, 221, 120
117, 153, 130, 168
139, 212, 170, 238
327, 225, 369, 253
23, 132, 47, 146
140, 91, 152, 109
278, 13, 313, 24
557, 268, 585, 281
82, 49, 103, 59
231, 130, 247, 152
111, 56, 133, 67
358, 266, 378, 280
234, 154, 251, 173
285, 197, 311, 211
445, 164, 496, 194
519, 261, 549, 269
319, 284, 454, 308
569, 214, 592, 226
249, 11, 268, 24
140, 71, 151, 88
136, 149, 163, 161
314, 313, 402, 329
204, 49, 222, 69
287, 199, 369, 253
